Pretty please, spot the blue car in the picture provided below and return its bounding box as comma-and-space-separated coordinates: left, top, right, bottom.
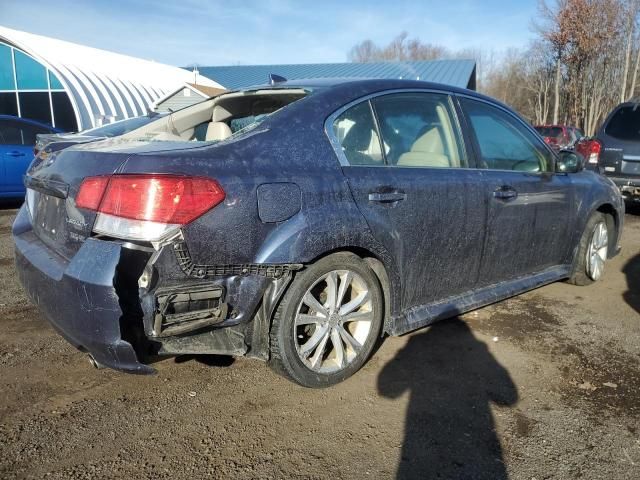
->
0, 115, 62, 198
13, 79, 624, 387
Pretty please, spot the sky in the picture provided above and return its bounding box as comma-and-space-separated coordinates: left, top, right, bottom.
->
1, 0, 538, 67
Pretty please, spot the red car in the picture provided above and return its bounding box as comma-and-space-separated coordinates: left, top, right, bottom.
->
534, 125, 584, 150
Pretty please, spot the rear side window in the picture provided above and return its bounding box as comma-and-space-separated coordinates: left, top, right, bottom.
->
605, 106, 640, 141
332, 101, 383, 165
371, 93, 465, 168
462, 99, 552, 172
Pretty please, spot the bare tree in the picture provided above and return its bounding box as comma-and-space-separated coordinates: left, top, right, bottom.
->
620, 0, 640, 101
348, 32, 451, 63
348, 40, 378, 63
535, 0, 571, 124
630, 31, 640, 98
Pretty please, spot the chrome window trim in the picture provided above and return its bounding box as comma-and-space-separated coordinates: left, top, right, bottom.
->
324, 88, 468, 169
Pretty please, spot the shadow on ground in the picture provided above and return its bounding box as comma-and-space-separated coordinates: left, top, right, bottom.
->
623, 252, 640, 315
174, 354, 236, 368
625, 202, 640, 216
378, 318, 518, 480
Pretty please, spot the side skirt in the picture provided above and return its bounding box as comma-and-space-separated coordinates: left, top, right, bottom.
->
389, 265, 571, 336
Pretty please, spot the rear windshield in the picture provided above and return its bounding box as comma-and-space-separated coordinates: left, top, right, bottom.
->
605, 106, 640, 141
534, 126, 563, 138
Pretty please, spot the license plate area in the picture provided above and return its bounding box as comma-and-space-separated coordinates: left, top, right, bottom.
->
28, 188, 67, 245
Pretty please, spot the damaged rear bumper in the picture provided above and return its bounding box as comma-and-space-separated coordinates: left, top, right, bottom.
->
13, 206, 298, 373
14, 213, 154, 374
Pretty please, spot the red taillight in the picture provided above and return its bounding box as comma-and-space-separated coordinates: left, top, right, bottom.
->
576, 139, 602, 164
77, 174, 225, 225
76, 176, 110, 211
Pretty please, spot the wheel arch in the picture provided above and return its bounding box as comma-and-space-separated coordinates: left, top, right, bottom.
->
305, 247, 398, 334
595, 203, 620, 257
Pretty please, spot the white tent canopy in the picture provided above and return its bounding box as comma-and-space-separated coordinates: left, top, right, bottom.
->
0, 26, 223, 130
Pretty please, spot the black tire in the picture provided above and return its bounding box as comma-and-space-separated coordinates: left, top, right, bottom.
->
567, 212, 608, 286
269, 252, 384, 388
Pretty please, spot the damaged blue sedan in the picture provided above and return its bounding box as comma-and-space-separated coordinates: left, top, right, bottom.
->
13, 78, 624, 387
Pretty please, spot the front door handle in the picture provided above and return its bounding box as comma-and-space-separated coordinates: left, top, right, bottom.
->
368, 191, 407, 203
6, 151, 26, 157
493, 186, 518, 200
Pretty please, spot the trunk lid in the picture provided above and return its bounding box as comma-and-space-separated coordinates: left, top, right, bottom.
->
25, 139, 206, 259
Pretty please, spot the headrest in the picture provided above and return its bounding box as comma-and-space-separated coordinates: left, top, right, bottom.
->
206, 122, 232, 141
412, 127, 444, 154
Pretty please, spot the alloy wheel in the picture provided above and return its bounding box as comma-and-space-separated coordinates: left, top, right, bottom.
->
294, 270, 374, 374
586, 221, 608, 281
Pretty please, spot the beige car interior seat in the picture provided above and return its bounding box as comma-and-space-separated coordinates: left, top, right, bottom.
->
397, 127, 450, 167
205, 121, 232, 141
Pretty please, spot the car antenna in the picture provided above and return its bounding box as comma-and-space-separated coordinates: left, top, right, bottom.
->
269, 73, 287, 85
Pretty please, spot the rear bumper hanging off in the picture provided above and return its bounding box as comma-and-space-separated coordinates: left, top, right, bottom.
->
14, 216, 154, 374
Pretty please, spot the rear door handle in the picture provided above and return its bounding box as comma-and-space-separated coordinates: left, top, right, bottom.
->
6, 151, 26, 157
493, 186, 518, 200
368, 191, 407, 203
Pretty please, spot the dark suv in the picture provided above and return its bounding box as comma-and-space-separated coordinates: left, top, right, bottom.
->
13, 79, 624, 387
580, 102, 640, 202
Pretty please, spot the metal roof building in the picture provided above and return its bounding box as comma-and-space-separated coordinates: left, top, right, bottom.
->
198, 60, 477, 91
0, 26, 222, 131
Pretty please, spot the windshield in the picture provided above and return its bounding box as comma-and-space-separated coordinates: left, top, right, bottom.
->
534, 126, 563, 139
82, 114, 166, 138
605, 106, 640, 141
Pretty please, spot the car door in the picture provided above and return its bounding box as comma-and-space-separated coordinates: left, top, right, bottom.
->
329, 91, 487, 314
0, 119, 45, 195
457, 96, 574, 286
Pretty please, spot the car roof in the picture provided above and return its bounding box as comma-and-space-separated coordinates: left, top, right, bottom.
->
246, 77, 473, 95
241, 77, 506, 108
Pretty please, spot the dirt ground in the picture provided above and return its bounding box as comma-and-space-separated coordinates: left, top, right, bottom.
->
0, 202, 639, 480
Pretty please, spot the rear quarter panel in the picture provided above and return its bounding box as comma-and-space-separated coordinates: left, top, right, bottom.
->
120, 99, 403, 316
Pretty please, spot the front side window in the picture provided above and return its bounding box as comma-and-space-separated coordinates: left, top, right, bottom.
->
605, 106, 640, 141
332, 101, 383, 166
372, 93, 464, 168
462, 99, 552, 172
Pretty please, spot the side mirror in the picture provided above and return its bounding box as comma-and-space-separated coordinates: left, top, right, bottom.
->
556, 150, 584, 173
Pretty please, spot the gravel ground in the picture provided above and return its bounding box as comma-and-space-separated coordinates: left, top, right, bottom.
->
0, 203, 638, 480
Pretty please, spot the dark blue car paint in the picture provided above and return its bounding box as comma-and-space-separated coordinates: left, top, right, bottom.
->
13, 79, 624, 374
